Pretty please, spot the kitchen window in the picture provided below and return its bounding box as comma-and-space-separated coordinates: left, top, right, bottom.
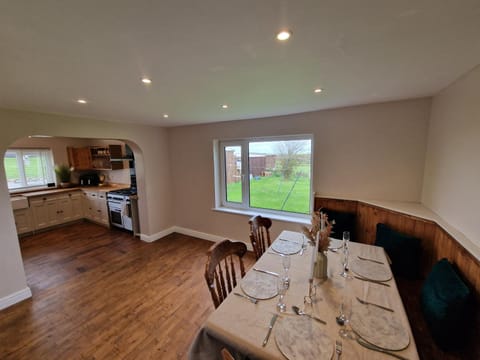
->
215, 135, 313, 216
4, 149, 55, 190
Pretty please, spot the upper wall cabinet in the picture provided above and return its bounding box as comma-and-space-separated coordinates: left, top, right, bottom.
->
68, 145, 124, 170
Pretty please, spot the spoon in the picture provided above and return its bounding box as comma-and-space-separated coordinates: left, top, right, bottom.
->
291, 306, 327, 324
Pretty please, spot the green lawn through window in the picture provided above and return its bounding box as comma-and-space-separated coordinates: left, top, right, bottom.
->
226, 174, 310, 214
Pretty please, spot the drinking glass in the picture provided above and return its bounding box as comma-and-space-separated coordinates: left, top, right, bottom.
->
338, 298, 355, 339
276, 276, 288, 312
282, 254, 291, 288
339, 231, 351, 278
338, 276, 355, 339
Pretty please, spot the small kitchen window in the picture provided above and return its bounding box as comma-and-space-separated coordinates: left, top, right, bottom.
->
4, 148, 55, 190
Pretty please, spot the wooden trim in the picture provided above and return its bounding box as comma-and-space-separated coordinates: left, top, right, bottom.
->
314, 196, 480, 296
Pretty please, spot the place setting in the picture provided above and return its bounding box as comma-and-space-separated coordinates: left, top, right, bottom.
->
271, 237, 303, 255
350, 257, 392, 285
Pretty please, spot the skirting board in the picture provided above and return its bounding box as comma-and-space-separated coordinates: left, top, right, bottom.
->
0, 287, 32, 310
139, 226, 253, 251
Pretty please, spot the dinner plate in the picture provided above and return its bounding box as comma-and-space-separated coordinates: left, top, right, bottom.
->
350, 302, 410, 351
275, 316, 333, 360
240, 270, 278, 300
350, 258, 392, 282
271, 239, 302, 255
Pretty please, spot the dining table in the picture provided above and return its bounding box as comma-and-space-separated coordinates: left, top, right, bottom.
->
188, 230, 419, 360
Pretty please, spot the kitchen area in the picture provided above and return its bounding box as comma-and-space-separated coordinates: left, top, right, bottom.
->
8, 136, 141, 237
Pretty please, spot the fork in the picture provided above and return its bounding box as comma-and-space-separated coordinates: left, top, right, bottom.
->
335, 340, 342, 359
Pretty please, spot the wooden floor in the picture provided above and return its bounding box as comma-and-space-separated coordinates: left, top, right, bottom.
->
0, 222, 255, 359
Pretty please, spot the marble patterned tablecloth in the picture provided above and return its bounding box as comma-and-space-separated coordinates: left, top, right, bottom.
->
188, 230, 419, 360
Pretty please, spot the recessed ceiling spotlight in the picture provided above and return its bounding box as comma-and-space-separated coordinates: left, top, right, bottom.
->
77, 99, 87, 104
276, 30, 292, 41
163, 114, 169, 118
221, 104, 229, 109
314, 88, 323, 93
141, 77, 152, 84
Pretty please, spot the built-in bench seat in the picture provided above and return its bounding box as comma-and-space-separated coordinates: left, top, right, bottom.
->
314, 196, 480, 360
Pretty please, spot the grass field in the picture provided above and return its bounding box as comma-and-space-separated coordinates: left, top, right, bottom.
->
4, 156, 44, 186
226, 173, 310, 214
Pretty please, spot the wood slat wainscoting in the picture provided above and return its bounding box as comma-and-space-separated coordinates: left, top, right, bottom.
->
315, 196, 480, 360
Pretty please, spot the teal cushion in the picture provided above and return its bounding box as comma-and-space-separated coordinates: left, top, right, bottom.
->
421, 258, 471, 351
375, 223, 421, 279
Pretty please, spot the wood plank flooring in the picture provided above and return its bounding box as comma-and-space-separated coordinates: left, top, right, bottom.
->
0, 222, 255, 359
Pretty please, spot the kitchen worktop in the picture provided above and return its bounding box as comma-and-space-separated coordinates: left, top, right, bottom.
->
11, 183, 130, 198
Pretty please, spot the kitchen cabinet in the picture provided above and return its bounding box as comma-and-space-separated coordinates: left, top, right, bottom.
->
68, 145, 124, 170
14, 208, 33, 234
30, 191, 84, 230
82, 190, 109, 226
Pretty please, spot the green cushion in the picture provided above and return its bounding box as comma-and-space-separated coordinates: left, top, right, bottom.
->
375, 223, 421, 279
421, 258, 471, 351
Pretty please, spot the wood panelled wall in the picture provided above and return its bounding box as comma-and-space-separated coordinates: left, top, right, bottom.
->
314, 197, 480, 295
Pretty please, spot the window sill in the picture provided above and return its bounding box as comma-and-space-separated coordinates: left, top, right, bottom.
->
212, 207, 310, 225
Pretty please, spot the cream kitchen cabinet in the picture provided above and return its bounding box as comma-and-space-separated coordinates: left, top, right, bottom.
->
30, 191, 83, 230
13, 208, 33, 234
82, 190, 109, 226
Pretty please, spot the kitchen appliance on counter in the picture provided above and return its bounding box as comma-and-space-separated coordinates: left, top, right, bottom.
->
79, 173, 100, 186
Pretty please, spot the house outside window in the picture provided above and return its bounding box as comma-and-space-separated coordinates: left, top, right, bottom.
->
4, 149, 55, 190
216, 135, 313, 216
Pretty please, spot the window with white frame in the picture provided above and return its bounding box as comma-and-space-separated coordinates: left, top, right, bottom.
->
4, 149, 55, 190
216, 136, 313, 215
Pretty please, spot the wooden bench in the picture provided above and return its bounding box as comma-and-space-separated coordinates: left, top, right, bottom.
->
315, 196, 480, 360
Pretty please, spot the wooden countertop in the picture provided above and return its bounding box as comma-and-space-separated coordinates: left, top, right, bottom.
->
13, 184, 130, 198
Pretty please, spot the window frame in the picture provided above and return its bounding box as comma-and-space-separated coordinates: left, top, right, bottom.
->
4, 148, 55, 191
214, 134, 314, 219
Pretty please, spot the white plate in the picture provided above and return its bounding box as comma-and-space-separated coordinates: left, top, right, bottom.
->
275, 316, 333, 360
350, 302, 410, 351
240, 270, 278, 300
350, 258, 392, 282
271, 239, 302, 255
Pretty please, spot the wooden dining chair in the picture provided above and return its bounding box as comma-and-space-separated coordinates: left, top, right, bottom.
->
248, 215, 272, 260
204, 239, 247, 309
221, 348, 235, 360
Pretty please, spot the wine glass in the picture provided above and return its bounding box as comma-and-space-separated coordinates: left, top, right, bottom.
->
282, 254, 291, 288
338, 276, 355, 339
339, 231, 351, 278
276, 276, 288, 312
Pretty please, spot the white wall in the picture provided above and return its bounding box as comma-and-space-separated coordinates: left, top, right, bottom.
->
422, 64, 480, 249
168, 98, 431, 243
0, 108, 173, 303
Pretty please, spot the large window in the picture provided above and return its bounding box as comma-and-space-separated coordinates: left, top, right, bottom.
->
217, 136, 312, 215
4, 149, 55, 190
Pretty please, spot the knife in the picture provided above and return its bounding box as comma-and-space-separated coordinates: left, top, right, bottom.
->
354, 275, 390, 287
253, 268, 279, 277
356, 338, 409, 360
356, 296, 394, 312
262, 314, 278, 347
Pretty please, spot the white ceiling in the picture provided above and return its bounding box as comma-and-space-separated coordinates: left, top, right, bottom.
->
1, 0, 479, 127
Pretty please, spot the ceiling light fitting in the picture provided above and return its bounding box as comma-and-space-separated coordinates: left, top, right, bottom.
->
163, 114, 169, 118
77, 99, 87, 104
314, 88, 323, 93
276, 30, 292, 41
141, 77, 152, 84
221, 104, 229, 109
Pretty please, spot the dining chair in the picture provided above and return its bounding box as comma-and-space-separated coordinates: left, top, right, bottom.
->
221, 348, 235, 360
248, 215, 272, 260
205, 239, 247, 309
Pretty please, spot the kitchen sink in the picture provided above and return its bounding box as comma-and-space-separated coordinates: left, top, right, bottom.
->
11, 196, 29, 210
